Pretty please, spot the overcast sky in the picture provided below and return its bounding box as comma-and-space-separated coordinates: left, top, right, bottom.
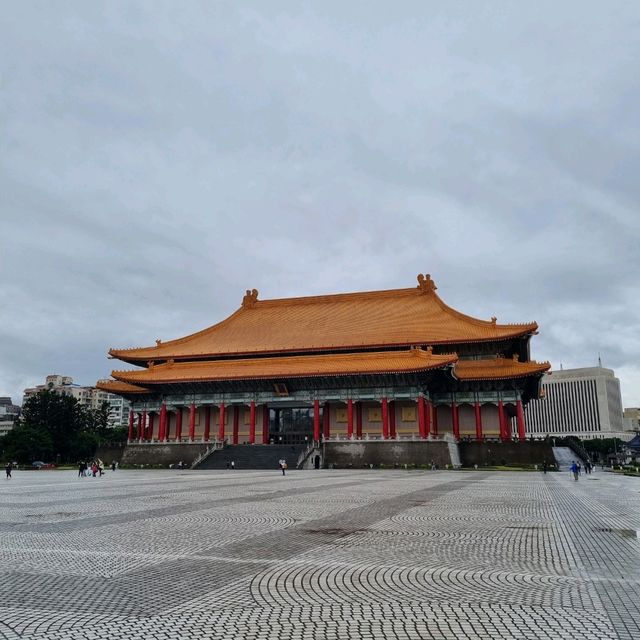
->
1, 2, 639, 407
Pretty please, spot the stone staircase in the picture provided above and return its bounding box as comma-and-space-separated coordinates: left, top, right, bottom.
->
194, 444, 306, 470
445, 435, 462, 469
552, 446, 576, 471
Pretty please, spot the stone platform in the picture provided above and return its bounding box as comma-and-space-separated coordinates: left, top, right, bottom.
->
0, 468, 638, 639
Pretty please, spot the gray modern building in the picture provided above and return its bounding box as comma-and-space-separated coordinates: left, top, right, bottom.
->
524, 367, 633, 440
0, 397, 20, 437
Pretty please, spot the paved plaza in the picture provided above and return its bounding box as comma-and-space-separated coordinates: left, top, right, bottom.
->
0, 468, 638, 640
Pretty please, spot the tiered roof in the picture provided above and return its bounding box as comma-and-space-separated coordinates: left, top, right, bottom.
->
99, 353, 550, 391
454, 356, 550, 381
109, 348, 457, 387
109, 274, 537, 364
102, 275, 544, 390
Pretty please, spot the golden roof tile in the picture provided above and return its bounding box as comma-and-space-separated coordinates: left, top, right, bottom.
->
96, 380, 151, 394
109, 275, 537, 363
111, 348, 458, 384
453, 356, 551, 381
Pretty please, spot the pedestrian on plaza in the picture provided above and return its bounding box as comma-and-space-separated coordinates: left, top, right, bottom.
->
570, 461, 579, 481
226, 461, 230, 470
111, 461, 116, 472
5, 462, 12, 479
91, 463, 98, 477
78, 462, 84, 478
230, 461, 235, 470
542, 460, 548, 474
577, 462, 582, 475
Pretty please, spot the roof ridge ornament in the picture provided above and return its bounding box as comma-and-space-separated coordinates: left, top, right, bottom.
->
491, 316, 497, 325
155, 339, 162, 346
242, 288, 259, 309
417, 273, 437, 294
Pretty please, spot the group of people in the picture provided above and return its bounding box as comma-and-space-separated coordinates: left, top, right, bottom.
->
78, 459, 106, 477
570, 459, 593, 481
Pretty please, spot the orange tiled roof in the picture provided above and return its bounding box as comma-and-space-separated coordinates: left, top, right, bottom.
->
109, 275, 537, 363
454, 356, 551, 381
96, 380, 150, 394
111, 348, 458, 385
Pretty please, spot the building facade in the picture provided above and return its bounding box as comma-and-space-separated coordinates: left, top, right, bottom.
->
622, 407, 640, 434
23, 375, 131, 427
0, 397, 20, 437
524, 367, 633, 440
98, 275, 549, 448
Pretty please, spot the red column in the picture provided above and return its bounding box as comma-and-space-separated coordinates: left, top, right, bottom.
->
323, 402, 331, 439
381, 398, 389, 440
233, 406, 239, 445
389, 400, 397, 439
188, 403, 196, 442
147, 412, 155, 440
432, 404, 438, 436
474, 402, 483, 440
175, 408, 183, 442
262, 404, 269, 444
313, 399, 320, 442
204, 406, 211, 441
356, 402, 363, 439
347, 399, 354, 439
418, 397, 426, 439
498, 401, 508, 442
137, 412, 143, 441
128, 409, 134, 441
249, 401, 256, 444
516, 400, 526, 441
451, 402, 460, 441
425, 399, 432, 438
218, 403, 225, 441
159, 403, 167, 441
165, 410, 172, 440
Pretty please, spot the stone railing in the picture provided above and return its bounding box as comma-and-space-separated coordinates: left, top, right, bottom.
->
323, 434, 444, 442
190, 441, 225, 469
296, 442, 318, 469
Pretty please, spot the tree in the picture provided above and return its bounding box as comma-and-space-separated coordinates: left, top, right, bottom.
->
2, 390, 116, 464
1, 426, 53, 464
583, 438, 624, 461
18, 390, 84, 461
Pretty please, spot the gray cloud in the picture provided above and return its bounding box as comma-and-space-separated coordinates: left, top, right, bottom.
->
1, 1, 639, 404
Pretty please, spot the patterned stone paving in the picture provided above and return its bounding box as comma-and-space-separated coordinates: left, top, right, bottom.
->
0, 468, 638, 639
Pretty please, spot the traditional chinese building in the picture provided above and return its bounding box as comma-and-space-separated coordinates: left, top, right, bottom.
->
98, 275, 549, 453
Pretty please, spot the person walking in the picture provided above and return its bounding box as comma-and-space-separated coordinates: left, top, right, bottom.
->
230, 461, 235, 470
542, 460, 548, 474
5, 462, 12, 479
570, 461, 579, 481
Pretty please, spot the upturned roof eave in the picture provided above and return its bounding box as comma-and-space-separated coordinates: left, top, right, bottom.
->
111, 365, 452, 386
110, 352, 459, 386
109, 329, 537, 365
453, 361, 551, 382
